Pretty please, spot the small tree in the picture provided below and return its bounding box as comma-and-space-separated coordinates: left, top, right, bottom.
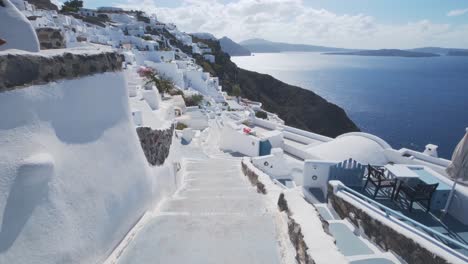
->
232, 84, 241, 102
255, 111, 268, 119
176, 122, 188, 130
184, 94, 204, 107
61, 0, 83, 12
137, 67, 174, 95
232, 84, 241, 97
155, 77, 175, 95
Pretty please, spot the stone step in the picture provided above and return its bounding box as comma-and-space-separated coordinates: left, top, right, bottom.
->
117, 214, 281, 264
184, 163, 241, 171
178, 188, 257, 199
184, 170, 241, 178
160, 197, 265, 215
184, 178, 246, 188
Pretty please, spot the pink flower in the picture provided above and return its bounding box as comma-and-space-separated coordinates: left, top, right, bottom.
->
137, 67, 155, 77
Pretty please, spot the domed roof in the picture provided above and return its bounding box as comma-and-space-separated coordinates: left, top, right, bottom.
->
306, 132, 391, 165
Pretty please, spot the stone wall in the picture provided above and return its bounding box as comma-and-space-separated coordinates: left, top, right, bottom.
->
278, 193, 315, 264
241, 161, 267, 194
328, 184, 451, 264
0, 50, 124, 91
136, 125, 174, 166
27, 0, 58, 10
36, 27, 66, 49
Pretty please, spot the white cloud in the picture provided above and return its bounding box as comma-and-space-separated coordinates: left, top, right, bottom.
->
447, 8, 468, 17
118, 0, 468, 49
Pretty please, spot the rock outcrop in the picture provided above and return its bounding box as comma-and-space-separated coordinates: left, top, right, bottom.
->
36, 27, 66, 49
0, 50, 124, 91
136, 125, 174, 166
26, 0, 58, 10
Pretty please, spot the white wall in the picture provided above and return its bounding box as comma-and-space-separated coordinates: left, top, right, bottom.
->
135, 51, 175, 64
252, 117, 278, 130
260, 130, 284, 149
252, 149, 291, 179
0, 72, 173, 263
220, 122, 260, 157
145, 61, 185, 88
282, 125, 333, 143
282, 142, 313, 160
302, 160, 338, 195
283, 131, 316, 145
0, 0, 40, 52
185, 70, 208, 92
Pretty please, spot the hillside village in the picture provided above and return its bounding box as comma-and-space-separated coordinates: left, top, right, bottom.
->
0, 1, 467, 264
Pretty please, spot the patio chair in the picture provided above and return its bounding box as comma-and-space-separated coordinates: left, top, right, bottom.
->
363, 164, 397, 199
396, 182, 439, 212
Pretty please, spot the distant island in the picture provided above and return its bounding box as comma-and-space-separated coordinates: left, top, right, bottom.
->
325, 49, 440, 58
219, 36, 252, 56
224, 38, 468, 58
239, 38, 350, 53
447, 50, 468, 56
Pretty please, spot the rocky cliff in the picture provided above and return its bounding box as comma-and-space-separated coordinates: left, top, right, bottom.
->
26, 0, 58, 10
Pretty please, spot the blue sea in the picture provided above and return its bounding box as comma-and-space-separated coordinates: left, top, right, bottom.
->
232, 52, 468, 159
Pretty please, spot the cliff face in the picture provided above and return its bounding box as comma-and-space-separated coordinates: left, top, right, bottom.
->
187, 36, 359, 138
235, 68, 359, 137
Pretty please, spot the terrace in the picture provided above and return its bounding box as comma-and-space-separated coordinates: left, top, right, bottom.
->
307, 161, 468, 261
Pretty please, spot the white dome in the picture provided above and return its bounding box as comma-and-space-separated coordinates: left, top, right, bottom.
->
306, 132, 391, 165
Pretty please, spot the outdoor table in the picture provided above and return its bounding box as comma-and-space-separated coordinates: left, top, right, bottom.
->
384, 164, 420, 198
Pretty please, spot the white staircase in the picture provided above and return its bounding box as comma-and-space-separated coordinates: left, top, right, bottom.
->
117, 157, 283, 264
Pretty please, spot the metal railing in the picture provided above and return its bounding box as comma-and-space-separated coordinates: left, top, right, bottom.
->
338, 184, 468, 259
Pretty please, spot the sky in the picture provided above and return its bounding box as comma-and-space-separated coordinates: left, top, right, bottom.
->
85, 0, 468, 49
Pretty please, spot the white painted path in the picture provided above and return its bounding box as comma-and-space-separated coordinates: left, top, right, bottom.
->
115, 120, 290, 263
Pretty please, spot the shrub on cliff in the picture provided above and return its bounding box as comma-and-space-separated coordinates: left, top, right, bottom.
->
176, 122, 188, 130
137, 67, 174, 95
255, 111, 268, 119
184, 94, 203, 107
184, 94, 204, 107
61, 0, 83, 12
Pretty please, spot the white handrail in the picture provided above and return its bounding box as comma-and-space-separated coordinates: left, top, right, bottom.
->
338, 185, 468, 260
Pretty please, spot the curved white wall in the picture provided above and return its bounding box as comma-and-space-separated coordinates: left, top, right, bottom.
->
0, 0, 40, 52
0, 73, 154, 263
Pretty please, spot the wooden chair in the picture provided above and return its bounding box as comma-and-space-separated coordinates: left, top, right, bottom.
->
396, 182, 439, 212
363, 164, 397, 199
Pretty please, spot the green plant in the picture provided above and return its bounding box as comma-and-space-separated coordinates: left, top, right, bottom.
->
231, 84, 241, 97
242, 120, 251, 126
255, 111, 268, 119
184, 94, 204, 107
138, 68, 174, 95
141, 35, 153, 41
155, 77, 174, 95
136, 11, 150, 23
61, 0, 83, 12
168, 88, 184, 96
176, 122, 188, 130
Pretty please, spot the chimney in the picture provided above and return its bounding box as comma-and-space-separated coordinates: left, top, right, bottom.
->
423, 144, 439, 158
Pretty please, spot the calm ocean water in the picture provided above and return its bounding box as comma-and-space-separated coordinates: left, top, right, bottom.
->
232, 52, 468, 159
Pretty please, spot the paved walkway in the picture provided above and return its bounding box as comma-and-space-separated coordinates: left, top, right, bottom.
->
118, 156, 283, 264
